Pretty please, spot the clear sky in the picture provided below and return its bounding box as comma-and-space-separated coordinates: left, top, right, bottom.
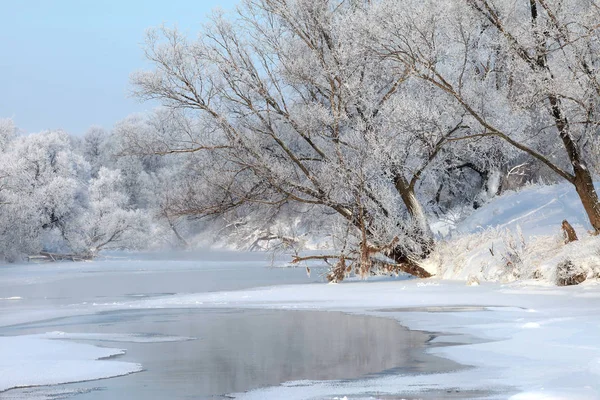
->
0, 0, 239, 135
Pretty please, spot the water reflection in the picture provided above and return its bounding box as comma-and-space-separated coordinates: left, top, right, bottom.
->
6, 308, 451, 399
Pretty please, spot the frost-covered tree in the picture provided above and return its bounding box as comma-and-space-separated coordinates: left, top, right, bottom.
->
376, 0, 600, 232
0, 119, 176, 261
129, 0, 504, 277
112, 114, 172, 209
6, 0, 593, 270
0, 129, 88, 260
0, 118, 16, 152
112, 112, 210, 248
0, 118, 16, 218
71, 167, 150, 255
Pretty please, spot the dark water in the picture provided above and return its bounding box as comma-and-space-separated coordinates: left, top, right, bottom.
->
2, 307, 456, 400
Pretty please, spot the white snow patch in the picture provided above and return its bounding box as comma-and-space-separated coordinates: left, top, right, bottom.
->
458, 182, 587, 236
510, 391, 598, 400
0, 335, 142, 393
522, 322, 540, 329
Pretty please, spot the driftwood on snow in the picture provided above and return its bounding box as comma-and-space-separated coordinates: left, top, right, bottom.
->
27, 252, 94, 263
290, 235, 430, 283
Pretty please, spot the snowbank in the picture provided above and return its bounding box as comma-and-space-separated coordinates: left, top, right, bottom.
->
457, 182, 595, 236
0, 335, 142, 392
426, 183, 600, 284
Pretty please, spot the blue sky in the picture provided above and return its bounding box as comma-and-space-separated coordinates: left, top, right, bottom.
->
0, 0, 238, 135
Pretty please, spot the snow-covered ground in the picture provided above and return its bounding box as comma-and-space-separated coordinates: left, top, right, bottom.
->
1, 182, 600, 399
427, 182, 600, 284
456, 182, 592, 237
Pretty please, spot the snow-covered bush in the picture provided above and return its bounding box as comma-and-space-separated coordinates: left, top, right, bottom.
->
555, 259, 586, 286
429, 228, 600, 284
430, 227, 600, 287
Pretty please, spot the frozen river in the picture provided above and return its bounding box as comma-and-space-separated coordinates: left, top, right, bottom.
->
0, 251, 458, 399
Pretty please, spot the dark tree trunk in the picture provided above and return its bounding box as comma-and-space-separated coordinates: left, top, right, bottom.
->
573, 167, 600, 233
561, 219, 578, 244
393, 173, 435, 255
529, 1, 600, 234
388, 174, 434, 277
388, 245, 432, 278
548, 94, 600, 233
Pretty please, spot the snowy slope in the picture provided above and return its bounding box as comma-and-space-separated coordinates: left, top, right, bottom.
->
457, 182, 598, 237
426, 182, 600, 283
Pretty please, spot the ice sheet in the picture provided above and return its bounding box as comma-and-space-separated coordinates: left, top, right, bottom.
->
38, 331, 196, 343
0, 335, 142, 393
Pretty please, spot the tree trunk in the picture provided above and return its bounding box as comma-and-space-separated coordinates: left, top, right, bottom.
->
388, 245, 432, 278
529, 1, 600, 234
389, 174, 434, 278
573, 167, 600, 233
547, 93, 600, 233
332, 186, 433, 279
394, 174, 435, 256
561, 219, 578, 243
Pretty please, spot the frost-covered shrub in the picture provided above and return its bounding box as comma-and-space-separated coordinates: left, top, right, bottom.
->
500, 228, 526, 280
430, 224, 600, 285
555, 259, 586, 286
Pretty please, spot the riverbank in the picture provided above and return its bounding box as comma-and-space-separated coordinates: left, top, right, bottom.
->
2, 254, 600, 399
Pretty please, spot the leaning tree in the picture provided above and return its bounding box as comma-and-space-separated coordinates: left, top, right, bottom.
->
129, 0, 482, 278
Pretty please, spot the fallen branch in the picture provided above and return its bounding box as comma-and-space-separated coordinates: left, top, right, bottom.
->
291, 254, 356, 264
250, 234, 299, 251
28, 252, 94, 263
